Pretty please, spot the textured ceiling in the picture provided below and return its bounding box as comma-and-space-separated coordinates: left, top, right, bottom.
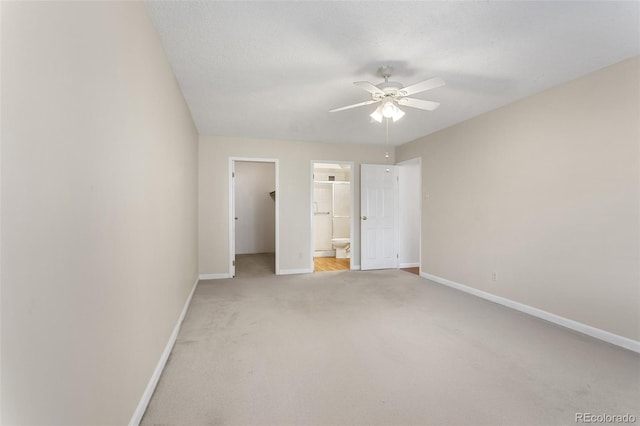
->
146, 1, 639, 146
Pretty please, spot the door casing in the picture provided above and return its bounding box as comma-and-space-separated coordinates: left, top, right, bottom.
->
309, 161, 355, 271
229, 157, 280, 276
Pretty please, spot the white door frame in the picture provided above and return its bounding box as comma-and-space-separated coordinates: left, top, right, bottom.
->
229, 157, 280, 276
397, 157, 422, 272
309, 161, 355, 271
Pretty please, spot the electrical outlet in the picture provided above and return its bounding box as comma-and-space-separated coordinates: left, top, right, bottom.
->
491, 272, 497, 282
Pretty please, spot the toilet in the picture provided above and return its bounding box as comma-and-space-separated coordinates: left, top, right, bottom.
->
331, 237, 350, 259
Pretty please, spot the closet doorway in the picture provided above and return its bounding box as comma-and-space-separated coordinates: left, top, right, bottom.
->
310, 161, 354, 272
229, 158, 279, 277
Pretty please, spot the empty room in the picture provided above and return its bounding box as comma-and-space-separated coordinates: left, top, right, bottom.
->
1, 1, 638, 425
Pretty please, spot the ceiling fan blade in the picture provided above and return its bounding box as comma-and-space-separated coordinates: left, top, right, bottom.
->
399, 77, 445, 96
329, 99, 378, 113
397, 97, 441, 111
353, 81, 384, 95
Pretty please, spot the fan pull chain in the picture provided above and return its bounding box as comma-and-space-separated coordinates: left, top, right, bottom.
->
385, 118, 390, 163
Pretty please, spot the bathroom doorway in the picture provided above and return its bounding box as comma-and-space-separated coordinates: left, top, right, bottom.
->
311, 162, 354, 272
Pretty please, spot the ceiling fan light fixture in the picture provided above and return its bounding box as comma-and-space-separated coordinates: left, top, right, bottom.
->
392, 107, 405, 122
381, 100, 397, 118
370, 105, 383, 123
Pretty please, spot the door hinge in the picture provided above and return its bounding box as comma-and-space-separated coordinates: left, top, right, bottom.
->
232, 172, 235, 178
232, 260, 235, 266
397, 253, 399, 259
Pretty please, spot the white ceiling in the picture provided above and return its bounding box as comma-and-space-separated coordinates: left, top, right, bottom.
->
146, 1, 639, 146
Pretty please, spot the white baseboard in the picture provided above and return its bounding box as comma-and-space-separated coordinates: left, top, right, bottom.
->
351, 264, 361, 270
199, 273, 231, 280
129, 277, 199, 426
420, 272, 640, 354
400, 262, 420, 268
279, 268, 313, 275
314, 250, 336, 257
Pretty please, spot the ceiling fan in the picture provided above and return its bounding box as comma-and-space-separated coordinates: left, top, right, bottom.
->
330, 65, 445, 122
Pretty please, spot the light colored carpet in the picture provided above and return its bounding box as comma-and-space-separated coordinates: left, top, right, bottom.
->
141, 253, 639, 425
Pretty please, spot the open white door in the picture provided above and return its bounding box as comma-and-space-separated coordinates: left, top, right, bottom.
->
360, 164, 399, 270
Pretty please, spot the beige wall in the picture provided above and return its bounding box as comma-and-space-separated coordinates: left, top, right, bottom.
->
1, 2, 198, 424
199, 136, 393, 274
397, 57, 640, 341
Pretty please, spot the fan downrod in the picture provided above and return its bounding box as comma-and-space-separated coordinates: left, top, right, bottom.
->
379, 65, 393, 82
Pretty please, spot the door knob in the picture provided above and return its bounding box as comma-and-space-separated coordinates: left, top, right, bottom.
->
235, 217, 238, 220
361, 216, 367, 220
